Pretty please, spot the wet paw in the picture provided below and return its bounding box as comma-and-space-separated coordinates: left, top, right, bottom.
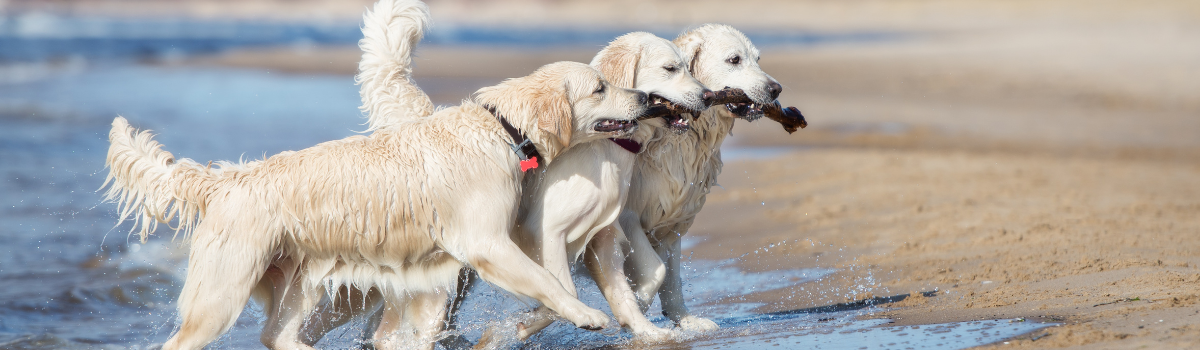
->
571, 308, 610, 330
633, 325, 677, 340
679, 315, 719, 332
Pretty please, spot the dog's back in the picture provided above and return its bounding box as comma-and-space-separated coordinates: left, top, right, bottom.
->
105, 104, 519, 290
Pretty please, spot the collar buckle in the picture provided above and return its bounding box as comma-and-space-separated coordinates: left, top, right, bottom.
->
486, 105, 541, 172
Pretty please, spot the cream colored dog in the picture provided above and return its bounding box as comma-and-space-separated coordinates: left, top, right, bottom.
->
615, 24, 786, 332
289, 3, 716, 344
102, 41, 650, 350
504, 31, 712, 340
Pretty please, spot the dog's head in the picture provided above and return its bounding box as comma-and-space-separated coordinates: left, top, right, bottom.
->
475, 61, 648, 162
591, 32, 712, 134
675, 24, 782, 121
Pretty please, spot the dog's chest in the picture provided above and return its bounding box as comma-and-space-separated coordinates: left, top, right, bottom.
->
633, 113, 732, 231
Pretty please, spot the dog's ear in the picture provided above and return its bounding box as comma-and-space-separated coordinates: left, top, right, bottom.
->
591, 37, 642, 89
534, 80, 573, 149
475, 65, 574, 153
674, 30, 704, 76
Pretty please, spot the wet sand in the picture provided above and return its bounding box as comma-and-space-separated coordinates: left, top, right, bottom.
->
26, 0, 1198, 347
694, 147, 1200, 348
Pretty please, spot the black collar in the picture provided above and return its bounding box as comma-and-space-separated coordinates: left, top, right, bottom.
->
608, 138, 642, 154
485, 105, 541, 171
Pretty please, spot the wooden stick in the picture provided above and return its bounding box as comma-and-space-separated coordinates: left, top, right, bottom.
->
638, 87, 808, 134
763, 101, 807, 134
710, 88, 754, 104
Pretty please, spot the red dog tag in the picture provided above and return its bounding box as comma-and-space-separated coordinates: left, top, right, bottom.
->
520, 157, 539, 172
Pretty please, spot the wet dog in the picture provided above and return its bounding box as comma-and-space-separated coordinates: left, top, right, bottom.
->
616, 24, 786, 332
500, 31, 712, 340
102, 28, 649, 350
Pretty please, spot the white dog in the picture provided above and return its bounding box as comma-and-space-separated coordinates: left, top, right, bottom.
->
296, 23, 783, 346
498, 31, 712, 340
293, 6, 716, 343
102, 46, 650, 350
613, 24, 786, 332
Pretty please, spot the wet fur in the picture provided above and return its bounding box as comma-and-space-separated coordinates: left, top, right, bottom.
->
504, 31, 709, 339
103, 55, 644, 349
617, 24, 784, 331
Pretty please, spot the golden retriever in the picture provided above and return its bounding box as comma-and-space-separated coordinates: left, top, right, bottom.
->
102, 37, 650, 350
615, 24, 786, 332
503, 31, 712, 340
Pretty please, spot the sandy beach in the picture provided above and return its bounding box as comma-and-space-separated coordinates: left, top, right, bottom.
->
172, 0, 1200, 347
5, 0, 1198, 348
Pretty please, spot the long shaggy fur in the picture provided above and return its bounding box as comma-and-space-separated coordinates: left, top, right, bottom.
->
102, 58, 643, 349
501, 31, 710, 339
103, 117, 239, 243
356, 0, 435, 131
618, 24, 783, 331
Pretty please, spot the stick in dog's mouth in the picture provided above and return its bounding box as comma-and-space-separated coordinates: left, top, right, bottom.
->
710, 88, 764, 120
711, 88, 808, 134
594, 119, 638, 134
636, 94, 695, 134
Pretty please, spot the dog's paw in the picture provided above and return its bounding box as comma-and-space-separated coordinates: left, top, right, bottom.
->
570, 308, 611, 330
678, 315, 719, 332
632, 325, 677, 340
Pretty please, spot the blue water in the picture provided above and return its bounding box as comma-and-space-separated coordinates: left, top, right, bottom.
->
0, 12, 902, 63
0, 64, 1050, 349
0, 64, 365, 349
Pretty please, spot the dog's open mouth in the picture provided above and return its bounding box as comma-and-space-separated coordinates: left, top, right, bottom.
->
661, 113, 690, 134
642, 94, 694, 133
594, 119, 638, 133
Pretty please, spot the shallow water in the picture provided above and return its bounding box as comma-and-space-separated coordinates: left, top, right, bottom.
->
0, 65, 1051, 349
0, 13, 902, 64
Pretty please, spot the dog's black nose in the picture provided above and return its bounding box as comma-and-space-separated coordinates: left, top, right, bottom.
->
701, 89, 715, 106
767, 81, 782, 100
634, 91, 648, 106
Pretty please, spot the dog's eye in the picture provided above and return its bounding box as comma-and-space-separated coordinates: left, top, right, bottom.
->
594, 84, 605, 94
663, 65, 677, 73
727, 56, 741, 65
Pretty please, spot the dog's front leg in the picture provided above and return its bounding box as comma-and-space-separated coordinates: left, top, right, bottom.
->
460, 236, 610, 330
653, 227, 719, 332
618, 210, 666, 311
586, 224, 673, 339
513, 223, 578, 340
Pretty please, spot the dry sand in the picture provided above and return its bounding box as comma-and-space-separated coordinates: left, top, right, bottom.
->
37, 0, 1199, 347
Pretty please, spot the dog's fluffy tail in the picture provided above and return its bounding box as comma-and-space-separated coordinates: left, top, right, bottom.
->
356, 0, 435, 132
103, 117, 219, 243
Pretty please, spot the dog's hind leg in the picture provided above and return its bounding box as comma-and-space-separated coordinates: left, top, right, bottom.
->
586, 225, 673, 339
369, 289, 446, 350
258, 257, 323, 350
163, 226, 274, 350
295, 287, 383, 346
408, 290, 450, 350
